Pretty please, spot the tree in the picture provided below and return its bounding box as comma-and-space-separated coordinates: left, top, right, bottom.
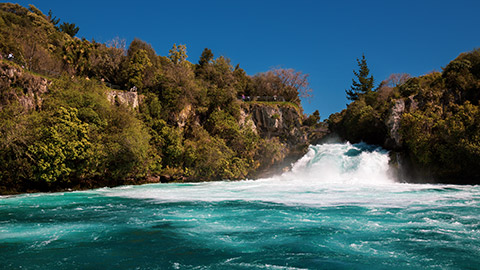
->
59, 22, 79, 37
123, 49, 152, 89
88, 41, 125, 83
376, 73, 411, 101
27, 107, 93, 185
346, 54, 374, 101
252, 68, 312, 105
28, 4, 44, 17
168, 43, 188, 64
383, 73, 411, 88
198, 48, 213, 66
47, 9, 60, 28
273, 68, 312, 103
127, 38, 156, 62
62, 39, 93, 75
304, 110, 320, 126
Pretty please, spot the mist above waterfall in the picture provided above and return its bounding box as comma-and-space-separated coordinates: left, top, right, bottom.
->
283, 142, 395, 185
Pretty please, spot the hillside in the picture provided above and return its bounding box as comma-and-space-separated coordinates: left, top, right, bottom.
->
0, 3, 326, 194
328, 49, 480, 184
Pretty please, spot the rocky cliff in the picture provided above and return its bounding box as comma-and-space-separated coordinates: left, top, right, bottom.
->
1, 61, 141, 112
242, 103, 307, 146
384, 95, 419, 150
240, 102, 323, 177
106, 89, 139, 109
0, 61, 50, 111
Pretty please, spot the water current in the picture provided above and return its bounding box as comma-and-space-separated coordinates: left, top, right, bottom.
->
1, 143, 479, 269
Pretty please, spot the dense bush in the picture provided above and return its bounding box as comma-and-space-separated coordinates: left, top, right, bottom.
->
0, 4, 317, 193
329, 49, 480, 183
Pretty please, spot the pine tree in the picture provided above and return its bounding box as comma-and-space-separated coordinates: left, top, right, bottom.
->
198, 48, 213, 66
345, 54, 374, 101
47, 10, 60, 28
59, 22, 79, 37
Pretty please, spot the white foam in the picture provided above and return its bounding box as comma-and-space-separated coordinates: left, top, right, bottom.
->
96, 143, 479, 208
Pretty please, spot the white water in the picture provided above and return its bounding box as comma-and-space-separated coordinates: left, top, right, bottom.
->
286, 142, 393, 185
2, 142, 479, 269
97, 142, 472, 208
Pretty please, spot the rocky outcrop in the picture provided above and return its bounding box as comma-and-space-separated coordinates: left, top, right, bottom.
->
384, 95, 420, 150
106, 89, 139, 109
385, 99, 405, 149
175, 103, 192, 129
241, 103, 313, 177
0, 62, 50, 111
238, 109, 258, 134
243, 103, 307, 146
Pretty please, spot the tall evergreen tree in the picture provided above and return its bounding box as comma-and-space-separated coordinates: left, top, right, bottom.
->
60, 22, 79, 37
345, 54, 374, 101
198, 48, 213, 66
47, 10, 60, 27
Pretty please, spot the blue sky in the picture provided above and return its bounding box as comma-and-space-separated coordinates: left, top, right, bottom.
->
15, 0, 480, 117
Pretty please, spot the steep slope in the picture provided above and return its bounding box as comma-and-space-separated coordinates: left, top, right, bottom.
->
0, 3, 325, 194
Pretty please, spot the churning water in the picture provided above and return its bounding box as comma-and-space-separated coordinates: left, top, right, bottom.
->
1, 143, 479, 269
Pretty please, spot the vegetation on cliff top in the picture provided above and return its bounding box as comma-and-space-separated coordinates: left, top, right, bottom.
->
0, 3, 321, 194
329, 50, 480, 184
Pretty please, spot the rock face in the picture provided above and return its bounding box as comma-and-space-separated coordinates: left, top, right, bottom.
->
241, 103, 311, 177
243, 103, 307, 146
238, 109, 258, 134
0, 62, 50, 111
106, 90, 139, 109
384, 95, 420, 150
175, 103, 192, 129
385, 99, 405, 149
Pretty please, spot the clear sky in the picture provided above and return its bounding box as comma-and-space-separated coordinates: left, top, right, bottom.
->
13, 0, 480, 118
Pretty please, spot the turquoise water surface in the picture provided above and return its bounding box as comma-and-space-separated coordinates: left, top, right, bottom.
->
1, 143, 479, 269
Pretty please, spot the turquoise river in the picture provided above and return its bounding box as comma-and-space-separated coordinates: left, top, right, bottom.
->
1, 143, 479, 269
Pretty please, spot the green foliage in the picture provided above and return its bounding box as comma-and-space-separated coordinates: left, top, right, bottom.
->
88, 41, 125, 84
168, 43, 188, 64
184, 126, 253, 180
102, 106, 151, 180
0, 104, 39, 192
124, 38, 159, 89
206, 110, 240, 141
331, 48, 480, 183
304, 110, 320, 126
442, 49, 480, 104
159, 123, 184, 168
157, 59, 197, 114
346, 54, 374, 101
255, 137, 285, 170
0, 3, 65, 75
401, 101, 480, 180
27, 106, 93, 185
0, 75, 153, 191
123, 49, 152, 89
62, 39, 93, 75
334, 99, 386, 144
0, 4, 317, 192
47, 10, 60, 27
59, 22, 79, 37
251, 68, 311, 106
184, 126, 231, 179
198, 48, 213, 66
